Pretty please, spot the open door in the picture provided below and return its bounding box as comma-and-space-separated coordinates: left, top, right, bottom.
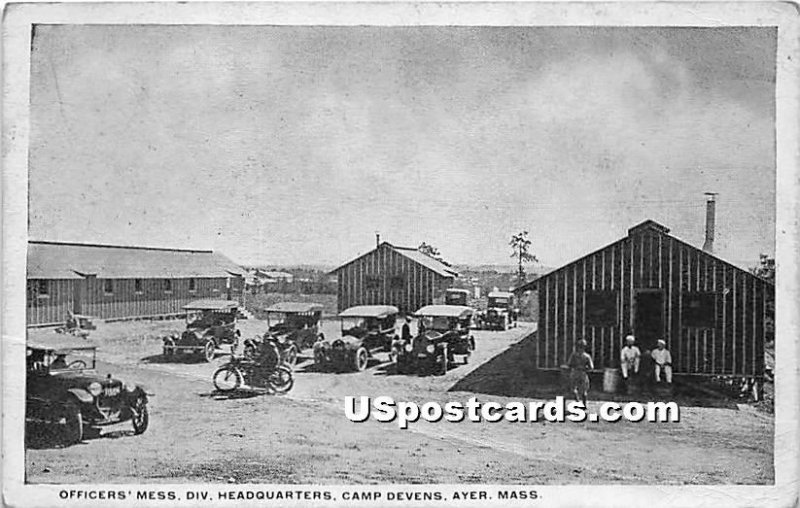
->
633, 290, 665, 352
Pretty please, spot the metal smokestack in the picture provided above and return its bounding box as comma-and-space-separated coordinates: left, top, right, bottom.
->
376, 232, 381, 247
703, 192, 717, 254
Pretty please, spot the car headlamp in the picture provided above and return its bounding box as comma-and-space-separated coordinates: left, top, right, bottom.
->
426, 344, 435, 354
88, 382, 102, 397
118, 379, 136, 392
404, 343, 413, 353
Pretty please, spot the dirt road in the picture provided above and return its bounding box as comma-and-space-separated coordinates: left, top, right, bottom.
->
25, 320, 773, 484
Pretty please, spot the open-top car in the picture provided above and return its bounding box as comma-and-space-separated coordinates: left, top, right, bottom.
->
162, 299, 241, 362
476, 291, 518, 331
26, 336, 150, 445
313, 305, 399, 372
444, 288, 471, 306
393, 305, 476, 375
54, 313, 96, 339
242, 302, 324, 367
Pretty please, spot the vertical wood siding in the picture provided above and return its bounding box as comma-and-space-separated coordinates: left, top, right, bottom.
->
335, 244, 453, 313
536, 229, 771, 377
27, 277, 238, 325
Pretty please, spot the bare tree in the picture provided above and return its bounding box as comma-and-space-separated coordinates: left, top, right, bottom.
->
509, 231, 538, 286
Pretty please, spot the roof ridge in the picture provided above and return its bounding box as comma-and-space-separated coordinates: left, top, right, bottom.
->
29, 240, 213, 254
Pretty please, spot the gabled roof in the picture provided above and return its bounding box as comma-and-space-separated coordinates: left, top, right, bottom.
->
331, 242, 458, 278
27, 241, 243, 279
512, 219, 770, 294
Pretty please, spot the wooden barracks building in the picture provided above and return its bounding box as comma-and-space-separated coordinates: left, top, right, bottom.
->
27, 241, 244, 326
514, 208, 773, 382
332, 240, 458, 314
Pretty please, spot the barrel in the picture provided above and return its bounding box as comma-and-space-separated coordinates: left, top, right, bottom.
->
603, 367, 621, 393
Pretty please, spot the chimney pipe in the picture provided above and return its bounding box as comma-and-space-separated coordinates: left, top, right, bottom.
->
376, 232, 381, 248
702, 192, 717, 254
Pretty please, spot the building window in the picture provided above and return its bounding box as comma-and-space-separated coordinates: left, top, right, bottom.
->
389, 275, 405, 290
164, 279, 173, 293
29, 280, 49, 299
585, 290, 618, 327
189, 278, 197, 292
682, 292, 716, 328
104, 279, 114, 295
365, 276, 380, 291
134, 279, 143, 294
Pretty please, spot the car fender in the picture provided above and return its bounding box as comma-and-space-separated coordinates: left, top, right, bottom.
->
67, 388, 94, 404
338, 335, 363, 351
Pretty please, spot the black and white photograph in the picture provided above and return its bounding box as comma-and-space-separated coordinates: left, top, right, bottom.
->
2, 2, 798, 507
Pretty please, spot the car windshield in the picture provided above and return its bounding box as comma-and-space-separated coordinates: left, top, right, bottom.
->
489, 297, 510, 307
28, 348, 96, 372
341, 317, 368, 334
420, 316, 452, 332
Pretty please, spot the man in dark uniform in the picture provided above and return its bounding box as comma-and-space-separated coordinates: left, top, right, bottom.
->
401, 315, 412, 342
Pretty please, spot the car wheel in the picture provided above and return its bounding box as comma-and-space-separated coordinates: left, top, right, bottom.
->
213, 366, 243, 392
283, 344, 298, 368
204, 340, 216, 362
439, 345, 449, 376
61, 401, 83, 445
131, 397, 149, 435
353, 347, 369, 372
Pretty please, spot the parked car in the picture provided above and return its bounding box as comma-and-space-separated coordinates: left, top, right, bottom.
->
313, 305, 399, 372
243, 302, 324, 367
162, 299, 241, 362
476, 291, 518, 330
393, 305, 476, 375
26, 337, 150, 445
444, 288, 471, 306
54, 313, 96, 339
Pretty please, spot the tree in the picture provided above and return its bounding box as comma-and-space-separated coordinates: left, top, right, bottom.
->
750, 254, 775, 283
418, 242, 451, 267
750, 254, 775, 344
509, 231, 538, 286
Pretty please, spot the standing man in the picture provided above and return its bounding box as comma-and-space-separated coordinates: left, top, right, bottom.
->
567, 339, 594, 406
401, 315, 412, 342
651, 339, 673, 384
620, 335, 641, 381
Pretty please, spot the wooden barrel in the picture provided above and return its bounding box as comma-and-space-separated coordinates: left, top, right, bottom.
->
603, 368, 621, 393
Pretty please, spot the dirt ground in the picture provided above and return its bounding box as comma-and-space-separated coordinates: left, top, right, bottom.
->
25, 319, 773, 485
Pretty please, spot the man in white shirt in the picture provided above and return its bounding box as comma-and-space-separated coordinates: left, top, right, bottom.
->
651, 339, 673, 384
620, 335, 641, 380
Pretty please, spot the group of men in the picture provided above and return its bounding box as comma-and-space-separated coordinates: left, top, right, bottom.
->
567, 334, 673, 405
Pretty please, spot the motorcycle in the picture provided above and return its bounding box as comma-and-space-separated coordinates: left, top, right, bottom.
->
213, 338, 294, 394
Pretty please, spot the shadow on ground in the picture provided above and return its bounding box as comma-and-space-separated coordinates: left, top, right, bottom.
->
26, 423, 136, 450
448, 331, 741, 409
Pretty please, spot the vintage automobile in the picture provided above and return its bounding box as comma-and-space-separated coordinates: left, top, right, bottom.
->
393, 305, 476, 375
26, 337, 150, 445
162, 299, 241, 362
444, 288, 471, 306
242, 302, 324, 367
313, 305, 399, 372
54, 313, 96, 339
476, 291, 519, 331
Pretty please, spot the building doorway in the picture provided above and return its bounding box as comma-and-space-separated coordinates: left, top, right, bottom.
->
633, 290, 665, 352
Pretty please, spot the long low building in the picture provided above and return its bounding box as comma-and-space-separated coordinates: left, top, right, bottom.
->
27, 241, 244, 326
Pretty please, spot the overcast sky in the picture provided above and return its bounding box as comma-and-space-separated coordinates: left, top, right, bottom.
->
29, 26, 776, 268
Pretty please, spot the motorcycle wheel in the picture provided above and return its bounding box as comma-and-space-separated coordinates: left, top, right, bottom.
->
283, 344, 298, 368
269, 365, 294, 394
213, 366, 243, 392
